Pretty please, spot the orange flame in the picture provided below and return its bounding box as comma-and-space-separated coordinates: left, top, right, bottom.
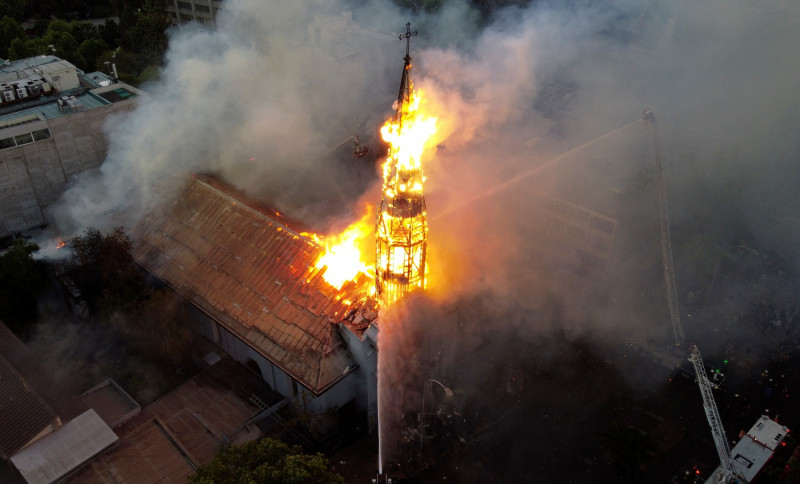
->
304, 88, 437, 305
380, 89, 437, 197
303, 206, 374, 291
56, 238, 66, 249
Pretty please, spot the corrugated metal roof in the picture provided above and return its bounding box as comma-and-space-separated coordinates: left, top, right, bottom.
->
134, 175, 369, 395
10, 409, 118, 483
0, 322, 87, 459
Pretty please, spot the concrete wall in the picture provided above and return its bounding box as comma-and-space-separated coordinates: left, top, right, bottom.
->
194, 308, 377, 421
0, 100, 137, 237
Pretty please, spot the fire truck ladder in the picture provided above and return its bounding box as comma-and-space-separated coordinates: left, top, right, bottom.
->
688, 344, 737, 483
643, 109, 684, 346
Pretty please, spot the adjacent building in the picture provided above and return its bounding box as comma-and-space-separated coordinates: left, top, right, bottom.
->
0, 321, 118, 483
163, 0, 223, 25
0, 56, 142, 238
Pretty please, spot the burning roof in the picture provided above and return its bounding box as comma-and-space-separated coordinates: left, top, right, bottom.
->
133, 174, 375, 395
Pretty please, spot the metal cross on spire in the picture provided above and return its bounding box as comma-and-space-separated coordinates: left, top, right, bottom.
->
400, 22, 418, 66
395, 22, 418, 119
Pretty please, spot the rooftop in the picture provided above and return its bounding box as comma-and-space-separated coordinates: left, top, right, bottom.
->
67, 356, 281, 483
133, 174, 373, 395
705, 415, 790, 483
0, 55, 140, 131
0, 321, 87, 459
10, 409, 118, 484
80, 379, 141, 429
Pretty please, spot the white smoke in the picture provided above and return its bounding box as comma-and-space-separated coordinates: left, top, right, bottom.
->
42, 0, 800, 356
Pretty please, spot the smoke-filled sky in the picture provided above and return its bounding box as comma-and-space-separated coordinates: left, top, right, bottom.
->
48, 0, 800, 346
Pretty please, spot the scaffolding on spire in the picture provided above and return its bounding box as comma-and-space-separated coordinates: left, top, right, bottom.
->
375, 22, 432, 306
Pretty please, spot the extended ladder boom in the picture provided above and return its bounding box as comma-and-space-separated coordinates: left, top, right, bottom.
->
643, 110, 684, 346
689, 345, 733, 481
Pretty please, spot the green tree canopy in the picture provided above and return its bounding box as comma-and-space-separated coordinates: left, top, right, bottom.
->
0, 0, 26, 21
78, 37, 109, 71
65, 226, 149, 316
43, 29, 80, 66
0, 15, 25, 59
119, 5, 169, 73
0, 239, 47, 336
190, 438, 344, 484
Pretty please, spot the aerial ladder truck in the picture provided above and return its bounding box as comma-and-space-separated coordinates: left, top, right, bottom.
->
688, 344, 743, 484
643, 109, 684, 346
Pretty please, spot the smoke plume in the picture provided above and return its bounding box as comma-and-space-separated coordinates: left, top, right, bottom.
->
42, 0, 800, 476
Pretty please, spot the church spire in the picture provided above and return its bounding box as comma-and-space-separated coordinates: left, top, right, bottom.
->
376, 23, 435, 306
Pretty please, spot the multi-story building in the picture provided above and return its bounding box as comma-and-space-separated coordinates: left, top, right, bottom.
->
163, 0, 223, 25
0, 56, 142, 238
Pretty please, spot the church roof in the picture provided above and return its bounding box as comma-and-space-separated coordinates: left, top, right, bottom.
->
134, 174, 370, 395
0, 322, 87, 459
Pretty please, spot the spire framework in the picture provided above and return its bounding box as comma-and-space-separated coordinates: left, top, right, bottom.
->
375, 23, 431, 306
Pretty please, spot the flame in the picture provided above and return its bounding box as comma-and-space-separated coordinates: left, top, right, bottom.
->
375, 85, 437, 305
56, 238, 66, 249
303, 206, 374, 291
380, 89, 437, 197
302, 87, 437, 307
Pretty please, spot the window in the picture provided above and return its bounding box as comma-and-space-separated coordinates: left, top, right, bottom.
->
14, 133, 33, 145
0, 137, 15, 149
195, 4, 210, 12
178, 1, 192, 10
32, 129, 51, 141
733, 454, 754, 469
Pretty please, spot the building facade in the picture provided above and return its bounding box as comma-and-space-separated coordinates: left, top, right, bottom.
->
163, 0, 223, 25
0, 56, 142, 238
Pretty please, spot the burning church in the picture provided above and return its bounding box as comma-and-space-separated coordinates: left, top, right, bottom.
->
134, 174, 381, 425
133, 23, 437, 430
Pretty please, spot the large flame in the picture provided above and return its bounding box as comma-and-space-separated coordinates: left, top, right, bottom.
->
303, 206, 374, 291
380, 89, 438, 197
305, 87, 437, 306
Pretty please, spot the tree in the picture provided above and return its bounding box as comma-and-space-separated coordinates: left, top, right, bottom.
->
99, 18, 121, 47
0, 15, 24, 59
43, 29, 81, 67
190, 438, 344, 484
65, 226, 149, 316
0, 0, 26, 21
0, 239, 47, 336
78, 37, 109, 71
119, 5, 169, 74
